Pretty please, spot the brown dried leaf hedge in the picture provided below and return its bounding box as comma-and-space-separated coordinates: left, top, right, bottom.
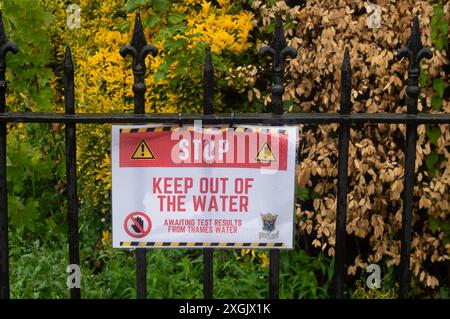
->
252, 0, 450, 291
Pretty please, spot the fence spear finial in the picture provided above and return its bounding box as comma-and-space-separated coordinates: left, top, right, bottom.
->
0, 12, 18, 68
0, 11, 18, 115
260, 14, 297, 114
64, 47, 74, 79
398, 16, 432, 114
120, 12, 158, 114
64, 46, 75, 115
340, 48, 352, 115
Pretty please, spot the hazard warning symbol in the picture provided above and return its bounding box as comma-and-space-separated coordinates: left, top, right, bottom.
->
255, 142, 277, 163
124, 212, 152, 238
131, 140, 155, 160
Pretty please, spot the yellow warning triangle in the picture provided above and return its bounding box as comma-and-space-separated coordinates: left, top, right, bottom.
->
131, 139, 155, 160
255, 142, 277, 163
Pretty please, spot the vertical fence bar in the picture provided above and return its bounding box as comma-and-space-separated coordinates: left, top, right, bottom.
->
260, 14, 297, 299
203, 46, 214, 116
120, 12, 158, 299
269, 250, 280, 299
203, 46, 214, 299
64, 47, 81, 299
334, 48, 351, 299
397, 17, 432, 299
0, 12, 17, 300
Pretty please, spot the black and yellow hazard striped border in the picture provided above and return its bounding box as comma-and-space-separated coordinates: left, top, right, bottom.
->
120, 127, 174, 133
120, 126, 288, 135
120, 241, 284, 248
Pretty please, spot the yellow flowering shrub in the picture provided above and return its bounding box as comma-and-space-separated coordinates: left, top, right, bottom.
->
39, 1, 256, 217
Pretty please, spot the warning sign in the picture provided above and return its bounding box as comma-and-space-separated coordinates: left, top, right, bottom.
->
131, 139, 155, 160
112, 125, 298, 249
256, 142, 277, 163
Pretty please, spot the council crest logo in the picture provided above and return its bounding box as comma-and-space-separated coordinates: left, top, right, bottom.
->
259, 213, 279, 240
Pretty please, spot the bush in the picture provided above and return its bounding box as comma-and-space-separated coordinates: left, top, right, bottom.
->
251, 0, 450, 296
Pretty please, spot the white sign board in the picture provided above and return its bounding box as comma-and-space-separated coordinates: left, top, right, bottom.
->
112, 124, 297, 249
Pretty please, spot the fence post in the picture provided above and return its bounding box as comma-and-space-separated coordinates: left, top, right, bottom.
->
203, 46, 214, 299
0, 12, 17, 300
397, 16, 432, 299
63, 47, 81, 299
260, 13, 296, 299
120, 12, 158, 299
334, 48, 351, 299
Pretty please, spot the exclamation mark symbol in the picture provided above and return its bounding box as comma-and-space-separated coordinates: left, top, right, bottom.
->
265, 144, 268, 160
141, 143, 145, 157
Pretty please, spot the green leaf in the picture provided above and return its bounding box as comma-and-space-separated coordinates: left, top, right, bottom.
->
419, 71, 428, 87
143, 16, 161, 28
8, 196, 39, 232
439, 287, 449, 299
283, 100, 295, 110
425, 152, 441, 176
167, 13, 184, 26
431, 6, 448, 50
425, 152, 439, 168
163, 38, 186, 51
297, 187, 310, 201
431, 95, 443, 111
264, 23, 275, 34
122, 0, 148, 12
118, 20, 131, 33
425, 125, 440, 145
432, 78, 445, 98
152, 0, 171, 12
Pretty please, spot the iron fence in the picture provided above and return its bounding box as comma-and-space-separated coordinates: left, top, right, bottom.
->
0, 12, 449, 300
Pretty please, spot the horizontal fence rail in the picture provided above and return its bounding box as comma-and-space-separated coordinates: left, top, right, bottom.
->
0, 10, 448, 300
0, 112, 449, 124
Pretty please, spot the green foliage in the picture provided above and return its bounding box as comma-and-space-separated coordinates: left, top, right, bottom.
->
297, 187, 310, 201
1, 0, 64, 241
431, 78, 446, 111
350, 267, 398, 299
214, 250, 268, 298
280, 249, 333, 298
429, 217, 450, 247
123, 0, 171, 13
423, 4, 447, 182
2, 0, 55, 112
425, 125, 440, 146
424, 151, 444, 177
9, 224, 335, 299
6, 124, 66, 238
430, 6, 448, 51
440, 287, 449, 299
429, 6, 448, 115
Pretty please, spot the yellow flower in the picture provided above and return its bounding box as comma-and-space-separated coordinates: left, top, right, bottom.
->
201, 1, 211, 16
240, 248, 256, 260
217, 0, 230, 7
102, 230, 111, 244
259, 253, 269, 268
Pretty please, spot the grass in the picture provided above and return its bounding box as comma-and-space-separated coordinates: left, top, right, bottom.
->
9, 231, 335, 299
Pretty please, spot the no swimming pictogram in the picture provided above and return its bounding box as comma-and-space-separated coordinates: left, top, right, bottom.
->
124, 212, 152, 238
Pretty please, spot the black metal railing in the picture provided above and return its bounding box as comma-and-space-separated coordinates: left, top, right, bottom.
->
0, 12, 448, 300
